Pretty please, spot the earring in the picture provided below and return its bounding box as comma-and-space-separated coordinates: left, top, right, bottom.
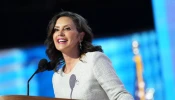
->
80, 42, 82, 50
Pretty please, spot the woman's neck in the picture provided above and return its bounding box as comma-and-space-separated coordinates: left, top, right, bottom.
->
62, 50, 80, 74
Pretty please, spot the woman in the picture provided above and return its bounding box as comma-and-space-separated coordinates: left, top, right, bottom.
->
45, 11, 134, 100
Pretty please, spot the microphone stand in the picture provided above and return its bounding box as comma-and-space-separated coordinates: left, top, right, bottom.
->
27, 69, 39, 96
26, 59, 52, 96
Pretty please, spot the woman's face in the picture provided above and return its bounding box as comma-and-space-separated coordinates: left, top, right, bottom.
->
53, 16, 84, 53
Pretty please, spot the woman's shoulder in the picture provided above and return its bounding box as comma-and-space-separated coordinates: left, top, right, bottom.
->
83, 51, 109, 62
85, 51, 104, 58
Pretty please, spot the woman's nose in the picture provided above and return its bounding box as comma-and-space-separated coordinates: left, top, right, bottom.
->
58, 30, 65, 36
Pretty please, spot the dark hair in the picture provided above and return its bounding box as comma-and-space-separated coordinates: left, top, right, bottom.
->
44, 11, 103, 67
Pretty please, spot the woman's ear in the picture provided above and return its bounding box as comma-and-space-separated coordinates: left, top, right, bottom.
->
80, 32, 85, 42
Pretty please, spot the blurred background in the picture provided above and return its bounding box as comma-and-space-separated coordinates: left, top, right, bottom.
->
0, 0, 174, 100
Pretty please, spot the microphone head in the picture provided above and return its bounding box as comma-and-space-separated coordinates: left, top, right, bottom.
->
37, 59, 48, 73
47, 61, 56, 71
38, 59, 48, 67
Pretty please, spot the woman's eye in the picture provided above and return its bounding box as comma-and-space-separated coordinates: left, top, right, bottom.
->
54, 28, 59, 32
64, 27, 71, 30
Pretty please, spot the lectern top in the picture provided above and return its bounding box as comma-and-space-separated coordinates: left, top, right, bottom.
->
0, 95, 74, 100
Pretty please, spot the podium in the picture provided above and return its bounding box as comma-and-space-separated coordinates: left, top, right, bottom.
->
0, 95, 73, 100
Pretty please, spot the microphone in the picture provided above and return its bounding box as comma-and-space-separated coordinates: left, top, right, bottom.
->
27, 58, 51, 96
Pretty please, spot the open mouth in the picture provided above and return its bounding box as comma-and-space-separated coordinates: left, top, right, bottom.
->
57, 39, 68, 44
